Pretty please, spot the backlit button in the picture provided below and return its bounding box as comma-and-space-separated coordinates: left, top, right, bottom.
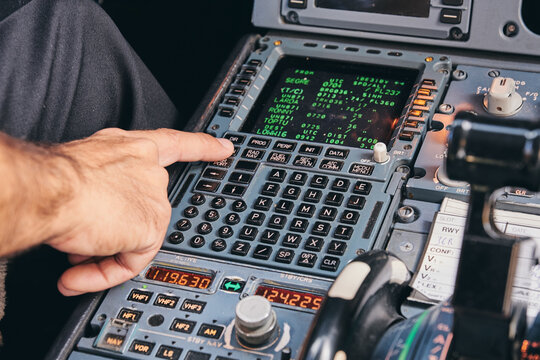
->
327, 240, 347, 255
229, 172, 252, 184
268, 152, 291, 164
304, 237, 324, 252
331, 178, 350, 192
347, 195, 366, 210
218, 226, 233, 238
205, 210, 220, 222
293, 155, 317, 168
127, 289, 153, 304
288, 0, 307, 9
399, 131, 415, 141
334, 225, 353, 240
181, 299, 207, 313
303, 189, 322, 203
236, 77, 251, 86
195, 180, 220, 193
176, 219, 191, 231
235, 160, 258, 172
268, 169, 287, 182
211, 239, 227, 252
318, 207, 337, 221
282, 233, 302, 248
211, 158, 234, 168
225, 213, 241, 225
261, 182, 280, 196
170, 318, 196, 333
242, 148, 265, 160
325, 148, 349, 159
404, 120, 419, 128
248, 59, 262, 67
252, 244, 272, 260
224, 134, 245, 145
261, 229, 280, 244
232, 199, 247, 212
185, 351, 211, 360
283, 185, 302, 200
275, 199, 294, 214
224, 97, 240, 106
297, 203, 316, 218
319, 159, 344, 172
413, 99, 427, 106
320, 256, 340, 271
197, 222, 212, 235
239, 226, 258, 240
297, 252, 317, 267
241, 67, 257, 76
168, 232, 184, 244
299, 144, 322, 155
184, 206, 199, 218
289, 171, 308, 185
275, 248, 295, 263
274, 141, 296, 152
156, 345, 183, 360
198, 324, 225, 339
289, 218, 309, 233
118, 308, 143, 323
353, 181, 372, 195
324, 192, 344, 206
190, 236, 206, 248
442, 0, 463, 5
440, 8, 462, 24
191, 193, 206, 205
268, 215, 287, 229
98, 333, 126, 352
231, 241, 251, 256
349, 163, 374, 176
340, 210, 360, 224
222, 184, 247, 196
219, 108, 234, 118
254, 196, 272, 211
312, 222, 331, 236
154, 294, 179, 309
409, 109, 423, 117
246, 211, 265, 226
129, 340, 155, 356
230, 88, 245, 96
248, 137, 271, 148
310, 175, 328, 188
211, 196, 227, 209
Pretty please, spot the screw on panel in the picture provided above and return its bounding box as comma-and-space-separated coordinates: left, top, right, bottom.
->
452, 69, 467, 81
438, 69, 449, 75
286, 11, 299, 23
250, 276, 257, 281
399, 241, 414, 253
211, 124, 219, 130
488, 70, 501, 78
397, 205, 416, 223
503, 22, 519, 37
396, 165, 411, 180
439, 104, 455, 114
356, 249, 366, 256
450, 27, 465, 40
440, 56, 449, 62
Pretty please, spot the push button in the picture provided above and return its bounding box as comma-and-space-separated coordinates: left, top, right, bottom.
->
154, 294, 179, 309
318, 207, 337, 221
320, 256, 340, 271
288, 0, 307, 9
231, 241, 251, 255
202, 168, 226, 180
293, 155, 317, 168
239, 226, 258, 240
170, 318, 196, 334
248, 137, 271, 148
347, 195, 366, 210
184, 206, 199, 218
304, 236, 324, 252
99, 333, 126, 352
331, 178, 350, 192
221, 279, 245, 293
261, 182, 280, 196
168, 232, 184, 244
235, 160, 258, 172
219, 108, 234, 118
310, 175, 328, 188
283, 185, 301, 200
181, 299, 206, 314
353, 181, 372, 195
191, 193, 206, 205
211, 239, 227, 252
253, 245, 273, 260
319, 159, 344, 171
195, 180, 220, 193
268, 169, 287, 182
229, 172, 252, 184
275, 199, 294, 214
224, 97, 240, 106
118, 308, 142, 323
198, 324, 225, 339
282, 233, 302, 248
254, 196, 273, 211
261, 229, 280, 244
211, 196, 227, 209
274, 141, 296, 152
268, 215, 287, 229
129, 340, 155, 355
190, 236, 206, 248
297, 252, 317, 267
267, 152, 291, 164
232, 199, 247, 212
156, 345, 183, 360
127, 289, 153, 304
211, 158, 234, 168
440, 8, 462, 24
185, 351, 211, 360
224, 134, 245, 145
275, 248, 295, 263
222, 184, 247, 196
297, 203, 316, 218
299, 144, 322, 155
242, 148, 265, 160
325, 148, 349, 159
327, 240, 347, 255
289, 171, 308, 185
349, 163, 374, 176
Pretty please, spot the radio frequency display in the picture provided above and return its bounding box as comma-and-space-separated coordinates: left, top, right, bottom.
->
145, 265, 213, 289
255, 284, 324, 310
243, 56, 417, 149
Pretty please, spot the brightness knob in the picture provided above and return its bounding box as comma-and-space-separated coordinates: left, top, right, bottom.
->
373, 142, 390, 163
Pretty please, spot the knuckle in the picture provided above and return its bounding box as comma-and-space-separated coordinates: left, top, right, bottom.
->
95, 127, 125, 137
131, 138, 159, 158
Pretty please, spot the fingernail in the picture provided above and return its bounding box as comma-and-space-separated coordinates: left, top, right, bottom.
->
217, 138, 234, 151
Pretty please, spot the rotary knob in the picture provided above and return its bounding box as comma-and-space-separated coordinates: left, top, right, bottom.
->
483, 77, 523, 116
235, 295, 278, 346
373, 142, 390, 163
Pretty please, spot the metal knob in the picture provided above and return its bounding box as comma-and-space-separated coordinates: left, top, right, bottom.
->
235, 295, 278, 346
483, 77, 523, 116
373, 142, 389, 163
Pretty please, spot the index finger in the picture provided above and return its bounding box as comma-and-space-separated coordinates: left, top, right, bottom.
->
127, 129, 234, 167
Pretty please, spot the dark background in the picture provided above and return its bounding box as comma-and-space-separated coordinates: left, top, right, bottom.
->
0, 1, 255, 359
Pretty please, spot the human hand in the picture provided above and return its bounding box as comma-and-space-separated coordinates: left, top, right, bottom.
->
46, 128, 233, 296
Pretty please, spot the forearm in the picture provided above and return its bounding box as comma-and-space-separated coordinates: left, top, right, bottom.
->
0, 133, 78, 256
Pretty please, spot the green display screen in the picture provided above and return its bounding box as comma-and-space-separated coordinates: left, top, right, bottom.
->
242, 56, 418, 149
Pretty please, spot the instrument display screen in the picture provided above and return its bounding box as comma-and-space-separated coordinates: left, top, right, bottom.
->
145, 265, 213, 289
255, 284, 324, 310
315, 0, 430, 18
242, 56, 418, 149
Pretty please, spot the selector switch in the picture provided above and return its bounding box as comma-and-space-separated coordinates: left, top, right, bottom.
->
483, 77, 523, 116
373, 142, 390, 163
235, 295, 278, 346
